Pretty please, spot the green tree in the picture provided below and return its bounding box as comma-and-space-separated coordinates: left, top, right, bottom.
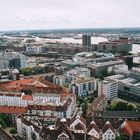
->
107, 101, 135, 111
20, 67, 32, 76
31, 132, 37, 140
0, 118, 7, 129
127, 104, 134, 111
77, 95, 84, 107
82, 100, 88, 118
9, 128, 17, 134
116, 134, 128, 140
87, 96, 94, 103
0, 114, 11, 126
102, 69, 108, 77
99, 75, 104, 80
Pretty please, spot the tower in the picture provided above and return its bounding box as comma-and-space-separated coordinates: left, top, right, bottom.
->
82, 35, 91, 51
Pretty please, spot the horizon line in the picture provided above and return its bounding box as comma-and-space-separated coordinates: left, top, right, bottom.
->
1, 27, 140, 32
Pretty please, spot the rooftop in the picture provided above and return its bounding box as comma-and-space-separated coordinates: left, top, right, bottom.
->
0, 106, 27, 114
120, 120, 140, 136
89, 60, 124, 68
72, 77, 95, 84
0, 76, 63, 93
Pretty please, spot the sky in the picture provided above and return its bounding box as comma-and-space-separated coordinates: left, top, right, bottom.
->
0, 0, 140, 31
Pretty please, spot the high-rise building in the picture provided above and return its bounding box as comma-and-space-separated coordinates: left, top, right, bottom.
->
98, 80, 118, 100
82, 35, 91, 47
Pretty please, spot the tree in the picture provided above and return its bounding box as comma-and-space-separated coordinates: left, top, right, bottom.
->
87, 96, 94, 103
102, 69, 108, 77
115, 134, 128, 140
77, 95, 84, 105
0, 114, 11, 126
20, 67, 32, 76
31, 132, 37, 140
0, 118, 7, 129
127, 104, 134, 111
9, 128, 17, 134
107, 101, 135, 111
99, 75, 104, 80
82, 100, 88, 118
93, 90, 98, 98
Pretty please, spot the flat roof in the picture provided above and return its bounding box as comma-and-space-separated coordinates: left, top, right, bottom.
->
121, 78, 138, 84
90, 60, 124, 68
102, 111, 140, 118
106, 74, 125, 80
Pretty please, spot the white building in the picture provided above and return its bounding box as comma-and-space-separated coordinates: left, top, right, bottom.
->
102, 121, 116, 140
53, 75, 66, 86
33, 94, 61, 105
65, 67, 90, 82
70, 115, 86, 133
0, 93, 32, 107
98, 80, 118, 100
87, 121, 100, 139
26, 46, 42, 54
108, 64, 129, 75
28, 95, 75, 119
17, 117, 40, 140
69, 78, 97, 96
0, 51, 27, 70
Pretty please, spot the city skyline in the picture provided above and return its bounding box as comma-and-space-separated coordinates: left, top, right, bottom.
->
0, 0, 140, 31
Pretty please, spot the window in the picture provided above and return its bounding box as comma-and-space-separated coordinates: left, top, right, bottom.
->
83, 83, 86, 90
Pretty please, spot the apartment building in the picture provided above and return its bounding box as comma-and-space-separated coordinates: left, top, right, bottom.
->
69, 77, 97, 96
0, 77, 76, 124
98, 80, 118, 100
0, 93, 32, 107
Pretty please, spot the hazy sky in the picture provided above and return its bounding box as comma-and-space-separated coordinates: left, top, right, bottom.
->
0, 0, 140, 31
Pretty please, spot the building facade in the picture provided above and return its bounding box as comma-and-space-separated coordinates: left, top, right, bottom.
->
98, 80, 118, 100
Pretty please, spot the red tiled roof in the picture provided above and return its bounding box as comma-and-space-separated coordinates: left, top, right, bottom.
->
121, 120, 140, 136
0, 93, 21, 97
22, 95, 33, 101
0, 106, 27, 114
0, 77, 63, 93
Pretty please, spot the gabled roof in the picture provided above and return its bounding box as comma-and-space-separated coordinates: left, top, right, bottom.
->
58, 130, 70, 139
102, 121, 115, 134
87, 121, 100, 133
40, 122, 75, 140
75, 122, 85, 130
70, 115, 86, 126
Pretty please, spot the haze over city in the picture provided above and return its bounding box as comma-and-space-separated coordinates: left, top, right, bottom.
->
0, 0, 140, 31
